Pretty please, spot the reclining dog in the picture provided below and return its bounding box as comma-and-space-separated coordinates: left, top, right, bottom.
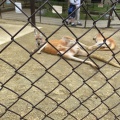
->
33, 29, 119, 69
92, 32, 116, 51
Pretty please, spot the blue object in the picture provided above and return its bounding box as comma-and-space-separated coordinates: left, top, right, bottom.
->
6, 0, 11, 4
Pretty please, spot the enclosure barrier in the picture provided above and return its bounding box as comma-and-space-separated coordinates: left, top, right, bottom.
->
0, 0, 120, 120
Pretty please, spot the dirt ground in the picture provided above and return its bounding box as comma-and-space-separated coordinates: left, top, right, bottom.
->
0, 20, 120, 120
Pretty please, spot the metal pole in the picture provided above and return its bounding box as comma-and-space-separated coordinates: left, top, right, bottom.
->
107, 4, 114, 28
2, 0, 5, 8
30, 0, 36, 26
84, 1, 88, 28
0, 8, 2, 19
39, 1, 41, 23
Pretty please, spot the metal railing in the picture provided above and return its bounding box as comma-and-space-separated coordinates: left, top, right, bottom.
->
0, 0, 120, 120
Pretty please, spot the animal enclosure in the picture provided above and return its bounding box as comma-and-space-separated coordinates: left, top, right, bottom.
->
0, 0, 120, 120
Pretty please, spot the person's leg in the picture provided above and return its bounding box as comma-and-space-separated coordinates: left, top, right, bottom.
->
71, 6, 76, 26
76, 8, 80, 21
67, 5, 76, 26
76, 8, 82, 25
71, 18, 76, 26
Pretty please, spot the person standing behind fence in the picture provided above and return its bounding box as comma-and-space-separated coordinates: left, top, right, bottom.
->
76, 0, 82, 25
66, 0, 78, 26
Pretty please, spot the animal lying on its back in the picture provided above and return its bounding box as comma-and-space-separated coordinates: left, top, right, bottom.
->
92, 32, 116, 51
33, 29, 120, 69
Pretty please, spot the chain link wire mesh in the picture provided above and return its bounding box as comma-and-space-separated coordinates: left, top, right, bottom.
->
0, 0, 120, 120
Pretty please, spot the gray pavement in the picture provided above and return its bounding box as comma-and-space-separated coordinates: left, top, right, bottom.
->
0, 9, 120, 28
0, 21, 42, 45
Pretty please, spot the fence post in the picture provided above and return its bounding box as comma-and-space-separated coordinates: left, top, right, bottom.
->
0, 8, 2, 19
84, 1, 89, 28
107, 3, 114, 28
30, 0, 36, 26
39, 0, 41, 23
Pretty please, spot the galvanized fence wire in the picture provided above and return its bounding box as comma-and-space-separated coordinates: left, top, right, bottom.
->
0, 0, 120, 120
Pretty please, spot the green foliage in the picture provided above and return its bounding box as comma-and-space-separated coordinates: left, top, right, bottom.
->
36, 1, 120, 20
116, 4, 120, 13
86, 3, 110, 13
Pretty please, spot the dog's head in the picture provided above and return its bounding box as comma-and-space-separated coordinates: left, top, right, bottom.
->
34, 28, 45, 47
93, 32, 104, 41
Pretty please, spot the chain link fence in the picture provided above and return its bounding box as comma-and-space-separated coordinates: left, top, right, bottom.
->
0, 0, 120, 120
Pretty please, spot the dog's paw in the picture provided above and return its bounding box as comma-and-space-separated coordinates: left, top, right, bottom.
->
37, 51, 41, 54
32, 49, 35, 52
97, 43, 104, 47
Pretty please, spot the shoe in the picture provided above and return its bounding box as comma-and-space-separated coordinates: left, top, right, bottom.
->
71, 23, 76, 27
65, 21, 69, 25
65, 21, 71, 25
77, 22, 82, 26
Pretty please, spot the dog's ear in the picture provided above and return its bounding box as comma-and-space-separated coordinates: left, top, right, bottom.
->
34, 28, 38, 36
34, 28, 43, 38
101, 32, 104, 35
98, 31, 104, 35
62, 36, 75, 42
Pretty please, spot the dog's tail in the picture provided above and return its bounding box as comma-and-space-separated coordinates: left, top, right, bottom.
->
99, 38, 116, 51
110, 42, 116, 50
90, 54, 120, 68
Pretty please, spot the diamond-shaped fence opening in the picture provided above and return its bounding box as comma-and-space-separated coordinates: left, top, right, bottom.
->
0, 0, 120, 120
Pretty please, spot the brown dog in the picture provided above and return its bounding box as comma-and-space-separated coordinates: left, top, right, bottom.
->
92, 32, 116, 51
33, 29, 120, 68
